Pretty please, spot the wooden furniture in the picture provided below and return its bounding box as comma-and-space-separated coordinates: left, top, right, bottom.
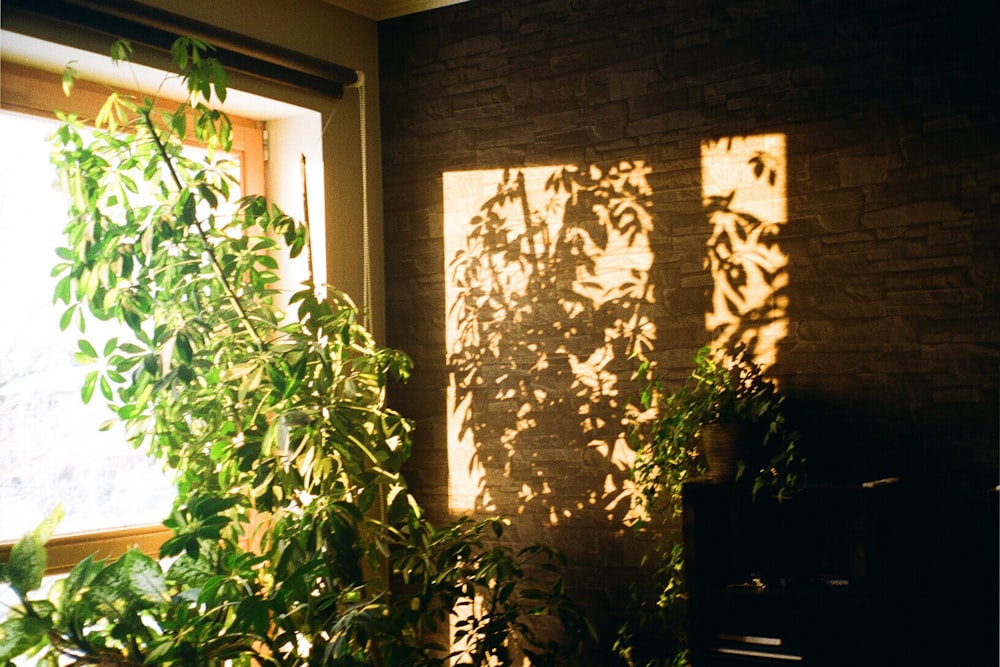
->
682, 479, 905, 666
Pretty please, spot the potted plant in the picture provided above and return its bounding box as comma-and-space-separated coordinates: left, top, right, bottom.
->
0, 38, 592, 666
631, 345, 804, 495
614, 345, 805, 667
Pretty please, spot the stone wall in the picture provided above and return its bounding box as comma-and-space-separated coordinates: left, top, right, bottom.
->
379, 0, 998, 661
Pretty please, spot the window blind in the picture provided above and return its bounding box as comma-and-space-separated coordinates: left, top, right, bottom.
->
1, 0, 358, 98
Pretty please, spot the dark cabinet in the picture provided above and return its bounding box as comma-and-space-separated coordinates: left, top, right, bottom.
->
682, 479, 905, 666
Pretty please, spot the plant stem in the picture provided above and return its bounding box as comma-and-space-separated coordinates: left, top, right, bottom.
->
139, 109, 266, 350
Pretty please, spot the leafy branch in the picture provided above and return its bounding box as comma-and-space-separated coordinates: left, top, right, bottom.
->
1, 37, 592, 667
137, 106, 265, 350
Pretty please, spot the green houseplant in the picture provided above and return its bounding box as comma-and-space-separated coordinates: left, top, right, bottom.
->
635, 345, 804, 497
0, 38, 591, 666
615, 345, 805, 667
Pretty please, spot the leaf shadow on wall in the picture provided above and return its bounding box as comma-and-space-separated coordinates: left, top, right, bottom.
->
445, 162, 656, 529
703, 136, 789, 371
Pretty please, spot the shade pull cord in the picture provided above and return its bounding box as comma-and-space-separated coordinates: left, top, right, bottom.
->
351, 70, 385, 544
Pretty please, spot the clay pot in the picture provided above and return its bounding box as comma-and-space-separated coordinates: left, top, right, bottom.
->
701, 422, 752, 483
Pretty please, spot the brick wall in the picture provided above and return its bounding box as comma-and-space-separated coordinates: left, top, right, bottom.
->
379, 0, 998, 660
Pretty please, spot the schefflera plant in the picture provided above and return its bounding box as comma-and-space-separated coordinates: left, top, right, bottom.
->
0, 38, 591, 666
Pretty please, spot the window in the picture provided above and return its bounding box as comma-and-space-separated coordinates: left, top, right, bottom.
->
0, 59, 266, 572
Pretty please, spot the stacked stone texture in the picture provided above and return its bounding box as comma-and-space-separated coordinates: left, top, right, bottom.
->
379, 0, 998, 661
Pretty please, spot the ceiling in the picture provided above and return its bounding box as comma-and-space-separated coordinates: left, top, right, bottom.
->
323, 0, 468, 21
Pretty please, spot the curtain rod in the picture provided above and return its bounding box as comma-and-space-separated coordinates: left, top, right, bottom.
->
1, 0, 358, 98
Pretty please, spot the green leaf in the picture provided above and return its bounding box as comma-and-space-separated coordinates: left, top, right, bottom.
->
81, 370, 98, 404
170, 111, 188, 138
85, 559, 133, 616
235, 597, 269, 636
211, 59, 228, 103
58, 554, 102, 611
96, 92, 121, 130
190, 494, 240, 518
103, 336, 119, 357
0, 615, 50, 660
61, 64, 79, 97
5, 506, 64, 596
59, 305, 77, 331
144, 638, 180, 664
256, 255, 279, 271
99, 374, 114, 401
175, 332, 193, 364
159, 533, 197, 560
171, 39, 189, 69
53, 275, 72, 305
121, 550, 170, 605
197, 182, 218, 209
238, 364, 264, 400
33, 506, 64, 545
109, 39, 133, 64
7, 533, 47, 594
77, 338, 98, 360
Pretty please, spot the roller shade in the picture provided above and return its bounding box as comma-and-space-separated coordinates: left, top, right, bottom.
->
1, 0, 358, 98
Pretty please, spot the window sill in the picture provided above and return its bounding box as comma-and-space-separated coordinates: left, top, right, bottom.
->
0, 524, 171, 575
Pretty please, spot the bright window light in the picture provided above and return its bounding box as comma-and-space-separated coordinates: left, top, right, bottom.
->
0, 110, 177, 541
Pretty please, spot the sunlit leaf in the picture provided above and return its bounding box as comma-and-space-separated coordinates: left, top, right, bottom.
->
61, 64, 79, 97
121, 550, 169, 605
0, 615, 50, 660
109, 39, 133, 64
7, 533, 46, 594
81, 370, 98, 404
77, 339, 98, 360
99, 375, 113, 401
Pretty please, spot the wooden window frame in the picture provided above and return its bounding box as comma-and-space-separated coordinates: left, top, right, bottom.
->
1, 61, 266, 197
0, 61, 266, 573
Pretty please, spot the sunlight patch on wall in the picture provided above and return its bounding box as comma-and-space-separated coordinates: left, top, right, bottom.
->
702, 134, 788, 370
443, 164, 656, 518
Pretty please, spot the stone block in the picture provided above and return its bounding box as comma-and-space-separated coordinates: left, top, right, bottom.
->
861, 201, 964, 228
